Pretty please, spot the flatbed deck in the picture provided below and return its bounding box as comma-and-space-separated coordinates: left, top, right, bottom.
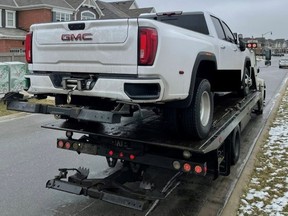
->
42, 91, 261, 154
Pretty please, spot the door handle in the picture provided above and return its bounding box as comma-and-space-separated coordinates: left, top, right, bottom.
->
221, 45, 226, 49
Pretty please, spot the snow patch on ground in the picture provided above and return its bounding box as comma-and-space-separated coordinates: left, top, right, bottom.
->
237, 90, 288, 215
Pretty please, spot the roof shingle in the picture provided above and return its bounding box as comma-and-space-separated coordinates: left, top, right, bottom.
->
12, 0, 73, 9
0, 0, 17, 8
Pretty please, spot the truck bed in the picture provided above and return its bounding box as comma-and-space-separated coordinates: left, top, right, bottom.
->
42, 91, 261, 154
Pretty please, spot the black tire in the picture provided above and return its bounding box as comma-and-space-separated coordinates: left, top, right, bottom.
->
256, 83, 266, 115
180, 79, 214, 139
229, 125, 241, 166
256, 100, 264, 115
239, 67, 250, 97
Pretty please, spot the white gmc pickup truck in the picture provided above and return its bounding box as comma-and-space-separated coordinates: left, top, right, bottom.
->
24, 11, 255, 139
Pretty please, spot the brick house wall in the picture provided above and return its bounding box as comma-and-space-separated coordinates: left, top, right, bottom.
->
0, 40, 24, 52
18, 9, 52, 31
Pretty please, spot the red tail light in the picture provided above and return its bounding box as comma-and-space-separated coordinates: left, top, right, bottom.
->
25, 32, 33, 63
194, 163, 207, 176
58, 140, 64, 148
183, 163, 192, 172
64, 142, 71, 149
194, 165, 203, 174
129, 154, 135, 160
139, 28, 158, 65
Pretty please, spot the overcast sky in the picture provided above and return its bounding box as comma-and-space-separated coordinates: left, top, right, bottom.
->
105, 0, 287, 40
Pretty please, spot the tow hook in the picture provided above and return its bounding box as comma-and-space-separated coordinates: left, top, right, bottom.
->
67, 86, 77, 104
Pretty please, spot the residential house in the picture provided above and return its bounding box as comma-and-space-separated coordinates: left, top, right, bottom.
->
0, 0, 154, 53
273, 39, 287, 54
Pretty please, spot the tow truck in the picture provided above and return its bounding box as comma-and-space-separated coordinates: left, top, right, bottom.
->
3, 60, 266, 214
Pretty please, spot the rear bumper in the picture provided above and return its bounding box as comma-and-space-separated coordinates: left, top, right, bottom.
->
26, 74, 165, 103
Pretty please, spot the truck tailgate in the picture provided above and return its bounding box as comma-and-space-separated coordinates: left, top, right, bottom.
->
30, 19, 138, 75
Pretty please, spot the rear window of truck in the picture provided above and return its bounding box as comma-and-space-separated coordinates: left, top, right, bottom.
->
144, 13, 209, 35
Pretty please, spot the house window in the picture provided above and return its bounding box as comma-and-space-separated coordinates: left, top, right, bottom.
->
81, 11, 96, 20
6, 10, 16, 28
55, 12, 71, 22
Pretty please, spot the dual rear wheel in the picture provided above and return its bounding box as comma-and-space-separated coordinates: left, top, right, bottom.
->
165, 79, 214, 139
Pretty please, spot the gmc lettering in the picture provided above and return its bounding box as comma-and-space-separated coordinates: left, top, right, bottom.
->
61, 33, 93, 41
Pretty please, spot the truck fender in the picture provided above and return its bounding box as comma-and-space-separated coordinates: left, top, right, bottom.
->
167, 52, 217, 108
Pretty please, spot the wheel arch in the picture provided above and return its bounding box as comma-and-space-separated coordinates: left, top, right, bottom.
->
244, 57, 251, 69
167, 52, 217, 108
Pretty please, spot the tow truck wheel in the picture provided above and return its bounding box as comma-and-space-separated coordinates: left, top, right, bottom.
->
180, 79, 213, 139
256, 83, 266, 115
230, 125, 241, 165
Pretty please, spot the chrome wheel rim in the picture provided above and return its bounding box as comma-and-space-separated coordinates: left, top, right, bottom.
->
200, 91, 211, 127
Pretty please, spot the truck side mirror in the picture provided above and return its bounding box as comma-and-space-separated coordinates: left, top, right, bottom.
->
238, 34, 246, 52
233, 33, 238, 44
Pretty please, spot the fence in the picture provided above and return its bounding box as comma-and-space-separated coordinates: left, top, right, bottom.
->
0, 53, 25, 63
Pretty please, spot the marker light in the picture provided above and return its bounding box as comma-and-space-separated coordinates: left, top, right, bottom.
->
108, 150, 114, 156
119, 152, 124, 158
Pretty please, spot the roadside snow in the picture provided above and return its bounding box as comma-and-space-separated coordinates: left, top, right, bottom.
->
237, 90, 288, 216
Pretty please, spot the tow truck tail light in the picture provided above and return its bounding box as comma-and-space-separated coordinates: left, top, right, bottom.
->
108, 150, 114, 156
194, 163, 207, 175
183, 163, 191, 172
246, 42, 257, 49
58, 140, 64, 148
65, 142, 71, 149
129, 154, 135, 160
138, 27, 158, 65
25, 32, 33, 63
194, 165, 202, 173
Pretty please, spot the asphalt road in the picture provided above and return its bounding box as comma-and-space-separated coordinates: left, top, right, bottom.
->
0, 57, 287, 216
